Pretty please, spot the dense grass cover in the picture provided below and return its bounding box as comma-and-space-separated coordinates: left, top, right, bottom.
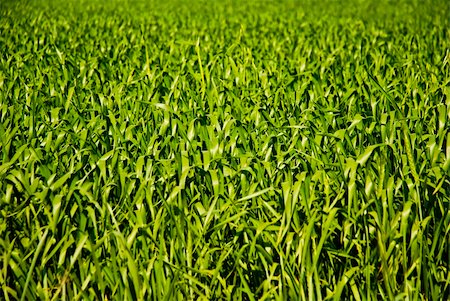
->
1, 0, 449, 299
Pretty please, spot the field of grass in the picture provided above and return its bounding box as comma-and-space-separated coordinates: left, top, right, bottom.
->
1, 0, 449, 300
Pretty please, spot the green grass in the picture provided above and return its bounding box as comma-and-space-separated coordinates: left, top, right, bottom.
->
1, 0, 449, 300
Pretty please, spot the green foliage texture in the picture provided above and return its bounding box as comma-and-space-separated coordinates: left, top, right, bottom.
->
1, 0, 449, 300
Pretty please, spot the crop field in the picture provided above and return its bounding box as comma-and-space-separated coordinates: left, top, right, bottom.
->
1, 0, 449, 300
